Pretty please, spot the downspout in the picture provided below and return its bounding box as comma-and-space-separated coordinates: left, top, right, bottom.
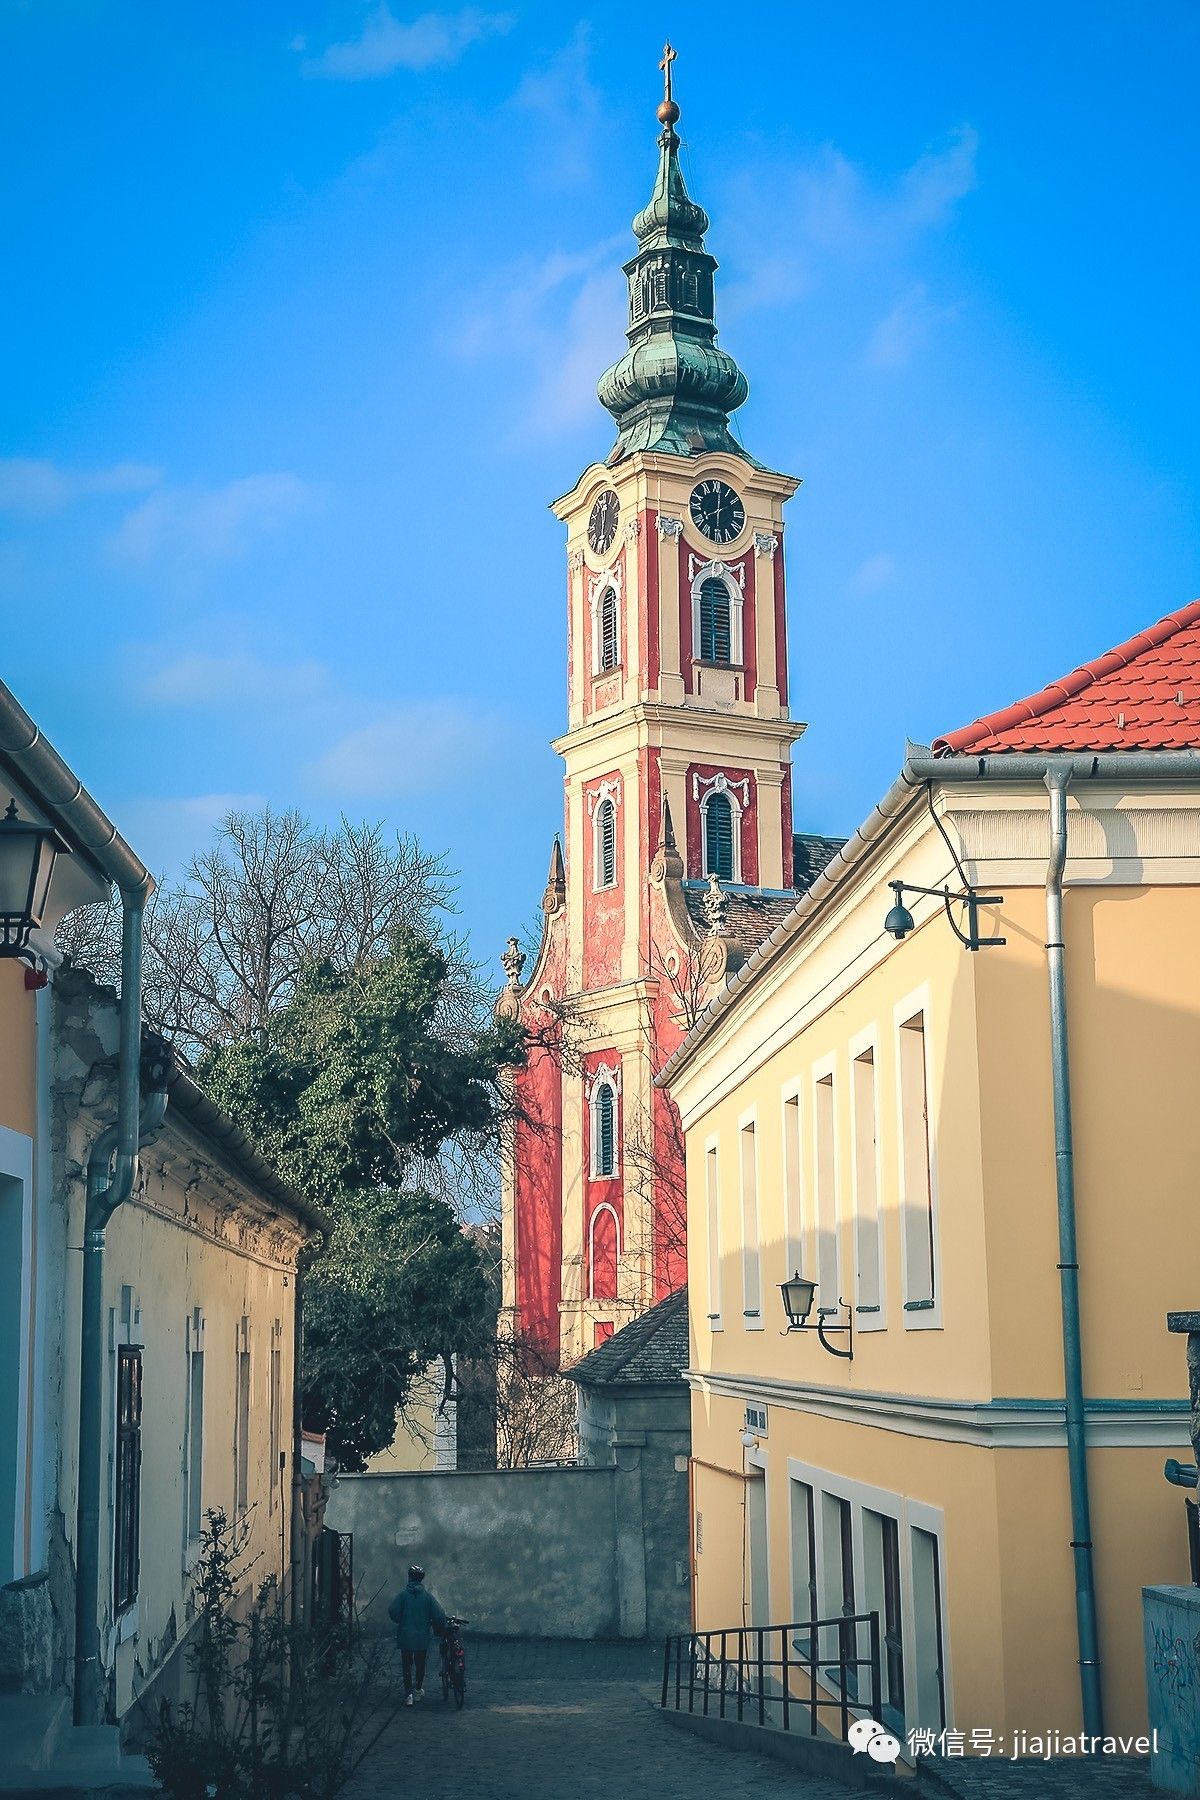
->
73, 883, 164, 1726
1043, 765, 1104, 1737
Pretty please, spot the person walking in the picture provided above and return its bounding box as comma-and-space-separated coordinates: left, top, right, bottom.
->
388, 1564, 447, 1705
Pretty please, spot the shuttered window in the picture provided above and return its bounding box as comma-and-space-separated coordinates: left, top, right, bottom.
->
703, 792, 735, 881
594, 1082, 616, 1177
596, 798, 616, 888
598, 588, 618, 671
114, 1346, 142, 1613
698, 577, 732, 663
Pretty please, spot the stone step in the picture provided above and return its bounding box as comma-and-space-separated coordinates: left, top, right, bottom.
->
0, 1691, 70, 1770
0, 1713, 154, 1795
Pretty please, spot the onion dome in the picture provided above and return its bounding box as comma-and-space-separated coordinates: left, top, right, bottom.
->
598, 45, 751, 464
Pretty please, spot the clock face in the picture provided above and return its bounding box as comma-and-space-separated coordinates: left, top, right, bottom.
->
587, 489, 620, 556
689, 479, 745, 546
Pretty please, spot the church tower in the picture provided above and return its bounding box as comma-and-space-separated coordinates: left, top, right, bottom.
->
500, 51, 834, 1367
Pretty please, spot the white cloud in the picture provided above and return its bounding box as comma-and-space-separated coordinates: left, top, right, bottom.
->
308, 699, 509, 799
117, 793, 267, 877
139, 650, 330, 708
721, 126, 978, 321
512, 26, 600, 189
0, 458, 161, 514
866, 283, 960, 369
111, 473, 318, 563
849, 552, 898, 596
306, 5, 513, 79
449, 238, 625, 438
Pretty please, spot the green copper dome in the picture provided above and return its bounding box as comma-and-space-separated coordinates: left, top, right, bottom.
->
598, 77, 750, 465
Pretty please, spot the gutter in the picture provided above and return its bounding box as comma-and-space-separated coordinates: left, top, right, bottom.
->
661, 746, 1200, 1736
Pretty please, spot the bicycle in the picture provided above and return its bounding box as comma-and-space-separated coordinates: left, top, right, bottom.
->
439, 1617, 468, 1708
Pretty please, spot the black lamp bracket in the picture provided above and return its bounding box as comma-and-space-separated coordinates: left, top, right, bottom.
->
888, 878, 1005, 952
783, 1298, 854, 1361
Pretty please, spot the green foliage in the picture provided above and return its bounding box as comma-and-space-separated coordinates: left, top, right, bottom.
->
200, 927, 524, 1468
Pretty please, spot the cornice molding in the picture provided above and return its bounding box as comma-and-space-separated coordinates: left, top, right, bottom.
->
687, 1369, 1190, 1449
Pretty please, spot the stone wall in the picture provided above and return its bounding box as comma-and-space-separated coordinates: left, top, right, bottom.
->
328, 1466, 629, 1640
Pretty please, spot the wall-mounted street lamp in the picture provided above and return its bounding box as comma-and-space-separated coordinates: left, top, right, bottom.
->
0, 800, 66, 958
883, 877, 1006, 952
883, 789, 1006, 953
779, 1271, 854, 1361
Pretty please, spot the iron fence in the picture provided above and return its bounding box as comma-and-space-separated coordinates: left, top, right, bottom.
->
661, 1612, 882, 1740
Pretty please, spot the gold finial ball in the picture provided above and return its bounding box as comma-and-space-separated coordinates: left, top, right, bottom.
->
657, 99, 680, 125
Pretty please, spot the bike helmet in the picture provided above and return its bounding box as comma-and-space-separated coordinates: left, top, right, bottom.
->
408, 1564, 425, 1582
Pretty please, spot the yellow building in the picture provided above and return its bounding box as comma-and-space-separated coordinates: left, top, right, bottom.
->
661, 600, 1200, 1751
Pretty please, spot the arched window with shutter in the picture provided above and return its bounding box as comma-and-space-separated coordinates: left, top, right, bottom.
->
593, 796, 617, 889
591, 1081, 618, 1179
598, 588, 619, 672
698, 577, 733, 664
704, 791, 736, 882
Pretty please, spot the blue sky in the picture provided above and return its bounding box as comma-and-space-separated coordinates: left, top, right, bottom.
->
2, 2, 1198, 970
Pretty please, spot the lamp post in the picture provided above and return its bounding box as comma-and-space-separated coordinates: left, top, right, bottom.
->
0, 800, 66, 957
779, 1271, 853, 1360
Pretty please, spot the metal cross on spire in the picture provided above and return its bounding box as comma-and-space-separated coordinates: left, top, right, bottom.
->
657, 41, 680, 126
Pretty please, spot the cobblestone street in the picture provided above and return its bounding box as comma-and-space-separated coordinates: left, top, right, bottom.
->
344, 1638, 861, 1800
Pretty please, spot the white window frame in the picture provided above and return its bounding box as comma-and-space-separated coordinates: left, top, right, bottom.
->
738, 1108, 763, 1329
234, 1315, 251, 1517
587, 1201, 622, 1299
893, 984, 942, 1328
811, 1054, 841, 1313
588, 779, 621, 892
704, 1135, 722, 1330
787, 1456, 952, 1734
183, 1306, 206, 1555
588, 563, 623, 677
780, 1081, 806, 1283
588, 1060, 622, 1179
693, 771, 749, 885
848, 1025, 886, 1332
690, 560, 745, 665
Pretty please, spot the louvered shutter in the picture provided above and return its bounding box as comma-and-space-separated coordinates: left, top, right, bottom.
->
596, 1084, 615, 1176
599, 590, 618, 671
704, 793, 735, 881
699, 578, 732, 663
598, 799, 616, 886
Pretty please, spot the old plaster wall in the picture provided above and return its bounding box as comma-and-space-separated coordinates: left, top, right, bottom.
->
328, 1466, 625, 1639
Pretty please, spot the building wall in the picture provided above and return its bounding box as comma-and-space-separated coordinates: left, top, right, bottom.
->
46, 971, 308, 1723
670, 788, 1198, 1745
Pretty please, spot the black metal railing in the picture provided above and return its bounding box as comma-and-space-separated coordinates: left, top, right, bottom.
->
661, 1612, 882, 1740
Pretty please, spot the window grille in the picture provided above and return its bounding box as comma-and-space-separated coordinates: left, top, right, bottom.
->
596, 798, 616, 887
698, 577, 732, 663
594, 1082, 616, 1177
114, 1345, 142, 1613
599, 588, 619, 671
704, 792, 735, 881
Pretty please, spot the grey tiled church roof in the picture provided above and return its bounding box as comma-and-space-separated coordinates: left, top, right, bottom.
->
567, 1287, 689, 1387
681, 833, 848, 957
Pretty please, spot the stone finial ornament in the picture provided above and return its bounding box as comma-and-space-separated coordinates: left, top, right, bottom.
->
702, 870, 728, 939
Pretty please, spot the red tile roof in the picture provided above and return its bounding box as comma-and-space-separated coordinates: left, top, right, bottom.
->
933, 599, 1200, 755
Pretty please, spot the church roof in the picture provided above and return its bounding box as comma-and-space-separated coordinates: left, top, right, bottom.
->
793, 832, 848, 888
567, 1286, 689, 1387
684, 886, 798, 955
597, 47, 750, 465
933, 599, 1200, 755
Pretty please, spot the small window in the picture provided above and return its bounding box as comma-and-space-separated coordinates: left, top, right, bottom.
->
739, 1120, 761, 1322
814, 1073, 839, 1302
705, 1144, 722, 1325
899, 1012, 936, 1311
589, 1204, 619, 1298
595, 797, 617, 889
235, 1328, 251, 1516
185, 1338, 204, 1542
114, 1346, 142, 1613
593, 1081, 617, 1177
698, 577, 732, 663
268, 1324, 282, 1514
853, 1049, 882, 1319
703, 792, 735, 881
598, 588, 619, 672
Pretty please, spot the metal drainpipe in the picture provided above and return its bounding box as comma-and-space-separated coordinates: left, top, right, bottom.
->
73, 885, 158, 1726
1043, 765, 1104, 1737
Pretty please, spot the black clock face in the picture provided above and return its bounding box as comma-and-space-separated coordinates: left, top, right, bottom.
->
689, 479, 745, 545
587, 489, 620, 555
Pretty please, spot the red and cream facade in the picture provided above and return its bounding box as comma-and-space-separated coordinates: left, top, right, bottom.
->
500, 447, 808, 1364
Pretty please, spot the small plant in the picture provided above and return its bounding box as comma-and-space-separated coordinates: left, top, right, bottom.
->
145, 1509, 395, 1800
